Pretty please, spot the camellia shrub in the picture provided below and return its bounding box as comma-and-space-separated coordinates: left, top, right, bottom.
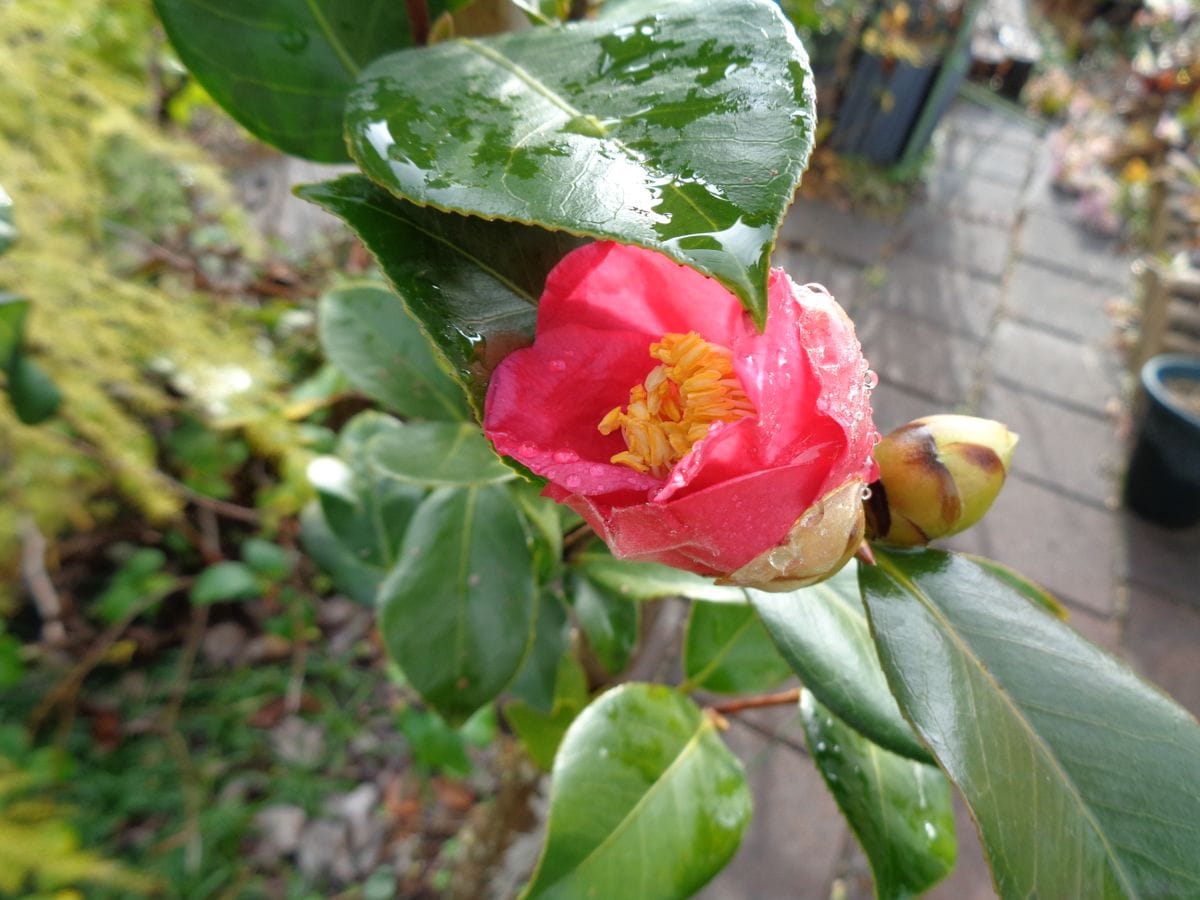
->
153, 0, 1200, 896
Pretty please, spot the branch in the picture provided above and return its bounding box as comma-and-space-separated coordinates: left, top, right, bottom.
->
160, 472, 262, 525
162, 604, 209, 733
406, 0, 430, 44
562, 523, 597, 560
733, 712, 810, 758
20, 517, 66, 646
29, 583, 182, 735
708, 687, 801, 716
159, 603, 210, 875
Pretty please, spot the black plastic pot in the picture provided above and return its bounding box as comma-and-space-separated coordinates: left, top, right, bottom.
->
1124, 354, 1200, 528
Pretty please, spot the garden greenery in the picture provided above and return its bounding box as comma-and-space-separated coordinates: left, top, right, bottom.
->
0, 0, 334, 606
15, 0, 1200, 895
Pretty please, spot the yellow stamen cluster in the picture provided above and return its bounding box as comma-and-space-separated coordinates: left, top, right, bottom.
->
598, 331, 755, 478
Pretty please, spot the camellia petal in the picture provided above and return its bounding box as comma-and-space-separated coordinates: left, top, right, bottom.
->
483, 242, 877, 585
535, 241, 747, 342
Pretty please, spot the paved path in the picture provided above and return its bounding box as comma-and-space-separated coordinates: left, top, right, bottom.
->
702, 98, 1200, 900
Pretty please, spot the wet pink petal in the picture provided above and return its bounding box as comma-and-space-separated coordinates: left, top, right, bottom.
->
484, 323, 662, 495
536, 242, 745, 342
552, 461, 833, 574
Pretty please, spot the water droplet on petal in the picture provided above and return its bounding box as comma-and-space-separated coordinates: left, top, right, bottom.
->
863, 369, 879, 390
767, 547, 793, 572
566, 474, 581, 488
589, 464, 605, 476
553, 450, 576, 463
861, 485, 873, 501
549, 359, 567, 373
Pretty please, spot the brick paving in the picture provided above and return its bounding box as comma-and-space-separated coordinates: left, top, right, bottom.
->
702, 97, 1200, 899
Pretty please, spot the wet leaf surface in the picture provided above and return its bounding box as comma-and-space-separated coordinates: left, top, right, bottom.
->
344, 0, 815, 323
154, 0, 466, 161
523, 684, 750, 898
862, 547, 1200, 899
800, 690, 956, 899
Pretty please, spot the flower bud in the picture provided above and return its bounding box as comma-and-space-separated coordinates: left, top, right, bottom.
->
865, 415, 1018, 546
719, 479, 866, 591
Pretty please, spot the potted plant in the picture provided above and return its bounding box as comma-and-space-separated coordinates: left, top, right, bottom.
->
1124, 353, 1200, 527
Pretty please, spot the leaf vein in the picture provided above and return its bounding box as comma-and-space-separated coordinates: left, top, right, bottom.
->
875, 556, 1143, 899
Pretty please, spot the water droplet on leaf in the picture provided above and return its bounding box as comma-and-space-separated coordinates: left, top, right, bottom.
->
278, 25, 309, 54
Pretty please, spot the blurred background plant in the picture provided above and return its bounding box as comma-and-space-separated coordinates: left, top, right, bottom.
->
0, 1, 513, 894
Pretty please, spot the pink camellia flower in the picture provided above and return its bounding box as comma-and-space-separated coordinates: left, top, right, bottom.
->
483, 242, 879, 590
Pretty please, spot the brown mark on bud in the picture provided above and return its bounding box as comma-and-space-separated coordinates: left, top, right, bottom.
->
954, 441, 1005, 475
864, 479, 891, 538
901, 425, 960, 523
870, 414, 1018, 546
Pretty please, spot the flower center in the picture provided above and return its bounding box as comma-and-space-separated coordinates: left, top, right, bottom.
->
597, 331, 755, 478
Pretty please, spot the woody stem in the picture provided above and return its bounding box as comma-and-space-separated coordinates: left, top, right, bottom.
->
708, 687, 801, 715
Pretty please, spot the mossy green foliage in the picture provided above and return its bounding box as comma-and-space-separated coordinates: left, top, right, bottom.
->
0, 738, 158, 895
0, 0, 316, 597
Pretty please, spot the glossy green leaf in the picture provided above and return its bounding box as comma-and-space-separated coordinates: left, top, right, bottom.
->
749, 564, 930, 763
412, 706, 493, 776
511, 481, 565, 583
509, 590, 570, 714
318, 283, 470, 421
569, 574, 639, 675
572, 548, 745, 603
396, 706, 477, 778
800, 690, 956, 899
93, 549, 174, 625
241, 538, 294, 581
506, 655, 591, 771
191, 561, 260, 605
369, 421, 514, 487
0, 294, 27, 369
862, 547, 1200, 899
308, 412, 424, 570
682, 601, 791, 695
299, 501, 383, 605
511, 0, 570, 25
959, 552, 1068, 620
523, 684, 751, 898
0, 295, 61, 425
153, 0, 465, 161
379, 485, 536, 724
299, 176, 582, 409
345, 0, 816, 324
0, 184, 15, 256
0, 630, 23, 688
8, 355, 62, 425
597, 0, 694, 19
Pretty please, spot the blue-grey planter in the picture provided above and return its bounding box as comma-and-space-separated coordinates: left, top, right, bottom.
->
1124, 354, 1200, 528
829, 53, 958, 166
